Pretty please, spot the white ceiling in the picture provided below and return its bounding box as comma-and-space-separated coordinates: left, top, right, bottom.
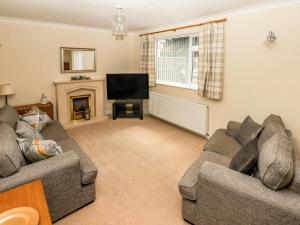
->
0, 0, 276, 31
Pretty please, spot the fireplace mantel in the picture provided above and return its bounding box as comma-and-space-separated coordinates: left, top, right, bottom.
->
53, 78, 105, 85
53, 79, 107, 128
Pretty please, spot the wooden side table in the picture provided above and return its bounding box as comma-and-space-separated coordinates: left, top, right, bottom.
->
0, 180, 52, 225
15, 102, 54, 119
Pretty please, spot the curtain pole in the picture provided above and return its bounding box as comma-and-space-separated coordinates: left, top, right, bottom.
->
139, 18, 227, 37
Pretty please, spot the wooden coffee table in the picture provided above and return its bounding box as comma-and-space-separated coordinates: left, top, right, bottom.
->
0, 180, 52, 225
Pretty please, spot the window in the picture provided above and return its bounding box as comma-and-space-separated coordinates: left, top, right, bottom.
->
155, 34, 199, 90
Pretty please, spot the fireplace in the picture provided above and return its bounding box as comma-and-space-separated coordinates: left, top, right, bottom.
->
70, 94, 91, 120
54, 79, 106, 128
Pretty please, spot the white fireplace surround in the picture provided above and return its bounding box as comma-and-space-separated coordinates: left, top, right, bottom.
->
54, 79, 106, 128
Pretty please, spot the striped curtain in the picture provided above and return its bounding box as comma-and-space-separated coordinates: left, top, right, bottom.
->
198, 22, 225, 100
140, 34, 156, 87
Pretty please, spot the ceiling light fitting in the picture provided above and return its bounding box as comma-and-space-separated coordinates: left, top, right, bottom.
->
112, 5, 127, 40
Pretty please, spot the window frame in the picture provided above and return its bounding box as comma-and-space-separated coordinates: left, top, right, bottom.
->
155, 33, 199, 90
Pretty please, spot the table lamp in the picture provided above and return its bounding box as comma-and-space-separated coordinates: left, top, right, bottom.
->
0, 84, 15, 105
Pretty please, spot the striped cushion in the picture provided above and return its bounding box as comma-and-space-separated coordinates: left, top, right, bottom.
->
17, 136, 62, 163
15, 120, 43, 139
21, 106, 52, 132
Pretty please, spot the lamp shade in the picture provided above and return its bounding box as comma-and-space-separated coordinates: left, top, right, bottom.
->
0, 84, 15, 96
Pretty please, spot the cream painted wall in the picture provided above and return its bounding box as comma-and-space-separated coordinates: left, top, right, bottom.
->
0, 3, 299, 152
0, 21, 139, 114
149, 3, 300, 150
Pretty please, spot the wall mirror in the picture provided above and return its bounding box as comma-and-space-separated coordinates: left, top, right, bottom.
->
61, 47, 96, 73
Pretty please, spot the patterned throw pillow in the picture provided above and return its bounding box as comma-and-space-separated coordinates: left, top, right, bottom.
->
17, 136, 62, 163
22, 106, 52, 132
15, 120, 43, 139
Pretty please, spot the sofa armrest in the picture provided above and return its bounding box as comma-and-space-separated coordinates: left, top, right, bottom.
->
0, 151, 82, 221
226, 121, 241, 138
195, 162, 300, 225
0, 151, 80, 192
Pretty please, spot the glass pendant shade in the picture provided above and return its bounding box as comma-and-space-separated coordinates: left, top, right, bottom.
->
112, 6, 127, 40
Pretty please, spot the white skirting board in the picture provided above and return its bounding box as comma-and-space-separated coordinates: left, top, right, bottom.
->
148, 92, 209, 137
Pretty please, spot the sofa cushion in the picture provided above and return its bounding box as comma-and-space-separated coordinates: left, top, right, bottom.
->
58, 138, 97, 185
258, 114, 285, 150
41, 120, 70, 142
178, 151, 230, 201
204, 129, 241, 158
0, 105, 19, 127
0, 123, 26, 177
15, 120, 43, 139
22, 106, 52, 132
229, 138, 258, 175
288, 151, 300, 194
236, 116, 263, 146
17, 136, 62, 163
258, 130, 294, 190
226, 121, 242, 138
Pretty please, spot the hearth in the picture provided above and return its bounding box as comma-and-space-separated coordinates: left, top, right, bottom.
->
70, 94, 91, 120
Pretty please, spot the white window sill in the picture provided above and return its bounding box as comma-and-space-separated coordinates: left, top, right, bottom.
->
156, 80, 198, 91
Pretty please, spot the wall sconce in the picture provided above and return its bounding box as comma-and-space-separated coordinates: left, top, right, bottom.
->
266, 31, 277, 43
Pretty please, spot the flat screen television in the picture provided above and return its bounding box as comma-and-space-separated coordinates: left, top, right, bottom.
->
106, 73, 149, 100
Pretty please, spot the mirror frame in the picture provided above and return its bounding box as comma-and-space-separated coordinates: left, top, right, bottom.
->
60, 47, 96, 73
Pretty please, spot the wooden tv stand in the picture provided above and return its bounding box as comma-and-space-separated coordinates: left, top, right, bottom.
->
112, 100, 143, 120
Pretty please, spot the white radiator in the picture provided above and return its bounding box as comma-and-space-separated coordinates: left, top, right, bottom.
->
148, 92, 209, 137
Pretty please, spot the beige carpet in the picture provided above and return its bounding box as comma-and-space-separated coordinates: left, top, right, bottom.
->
55, 116, 206, 225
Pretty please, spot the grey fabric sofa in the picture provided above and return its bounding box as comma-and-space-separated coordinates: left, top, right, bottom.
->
0, 108, 98, 222
179, 115, 300, 225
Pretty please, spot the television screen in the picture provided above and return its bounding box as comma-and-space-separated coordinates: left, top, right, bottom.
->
106, 73, 149, 100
